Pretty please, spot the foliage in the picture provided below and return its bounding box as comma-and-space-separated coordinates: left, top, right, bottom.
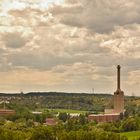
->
1, 92, 112, 112
29, 126, 56, 140
0, 123, 127, 140
120, 117, 140, 132
58, 112, 70, 122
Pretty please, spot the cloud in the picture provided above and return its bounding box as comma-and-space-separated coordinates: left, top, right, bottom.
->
0, 0, 139, 94
99, 24, 140, 58
50, 0, 140, 33
7, 8, 48, 27
0, 68, 67, 92
2, 32, 27, 48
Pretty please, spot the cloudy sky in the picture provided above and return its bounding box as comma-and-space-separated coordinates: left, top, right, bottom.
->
0, 0, 140, 95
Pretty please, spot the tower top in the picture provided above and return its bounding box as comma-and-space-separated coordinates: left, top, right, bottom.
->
117, 65, 121, 91
117, 65, 121, 69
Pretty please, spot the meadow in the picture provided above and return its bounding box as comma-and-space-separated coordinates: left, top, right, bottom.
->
120, 131, 140, 140
48, 108, 87, 114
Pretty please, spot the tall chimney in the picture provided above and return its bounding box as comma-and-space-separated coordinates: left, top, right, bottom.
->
117, 65, 121, 90
114, 65, 124, 113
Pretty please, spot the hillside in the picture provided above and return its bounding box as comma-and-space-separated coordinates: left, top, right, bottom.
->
0, 92, 112, 112
0, 92, 139, 113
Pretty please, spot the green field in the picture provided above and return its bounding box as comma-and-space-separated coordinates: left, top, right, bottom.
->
48, 109, 87, 114
120, 131, 140, 140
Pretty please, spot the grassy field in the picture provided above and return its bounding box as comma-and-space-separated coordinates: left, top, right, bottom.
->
48, 109, 87, 114
120, 131, 140, 140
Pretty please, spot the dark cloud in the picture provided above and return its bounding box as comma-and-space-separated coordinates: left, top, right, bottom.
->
51, 0, 140, 33
7, 51, 88, 70
3, 32, 27, 48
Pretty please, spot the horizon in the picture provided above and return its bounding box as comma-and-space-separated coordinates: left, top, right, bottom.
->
0, 91, 138, 97
0, 0, 140, 96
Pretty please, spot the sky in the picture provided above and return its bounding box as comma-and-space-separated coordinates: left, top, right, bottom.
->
0, 0, 140, 95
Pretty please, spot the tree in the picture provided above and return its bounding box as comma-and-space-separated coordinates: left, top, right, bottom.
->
79, 114, 87, 125
121, 117, 139, 132
58, 113, 69, 122
29, 126, 56, 140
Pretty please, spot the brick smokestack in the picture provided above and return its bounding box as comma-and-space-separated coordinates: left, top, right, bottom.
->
117, 65, 121, 90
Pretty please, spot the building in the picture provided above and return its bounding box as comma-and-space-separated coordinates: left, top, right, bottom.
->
88, 113, 120, 123
88, 65, 125, 123
113, 65, 124, 113
0, 109, 15, 116
32, 111, 42, 115
69, 113, 80, 118
45, 118, 58, 126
